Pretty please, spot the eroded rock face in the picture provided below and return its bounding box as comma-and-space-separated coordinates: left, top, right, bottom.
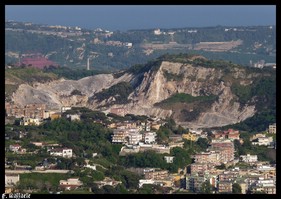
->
12, 60, 259, 128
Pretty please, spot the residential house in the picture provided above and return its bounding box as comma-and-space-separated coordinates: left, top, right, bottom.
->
59, 178, 83, 190
61, 106, 71, 113
143, 132, 156, 144
182, 132, 198, 141
139, 179, 154, 188
94, 177, 122, 189
268, 123, 276, 134
20, 117, 42, 126
218, 181, 233, 193
66, 114, 80, 121
50, 112, 62, 120
252, 137, 273, 146
144, 169, 169, 180
164, 156, 174, 163
84, 164, 96, 171
240, 154, 258, 163
250, 133, 266, 141
212, 129, 239, 140
9, 144, 21, 152
31, 142, 44, 147
50, 148, 73, 158
5, 174, 20, 187
250, 177, 276, 194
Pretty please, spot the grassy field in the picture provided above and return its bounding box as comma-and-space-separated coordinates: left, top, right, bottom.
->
20, 173, 70, 187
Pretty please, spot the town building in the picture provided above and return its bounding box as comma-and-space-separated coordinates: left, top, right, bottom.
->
190, 163, 209, 175
59, 178, 83, 190
111, 128, 142, 145
143, 132, 156, 144
240, 154, 258, 163
94, 177, 122, 189
139, 179, 154, 188
5, 174, 20, 187
252, 137, 273, 146
192, 151, 221, 165
186, 173, 206, 193
212, 129, 240, 140
182, 132, 198, 141
20, 117, 42, 126
268, 123, 276, 134
144, 169, 169, 180
9, 144, 21, 152
218, 181, 233, 193
66, 114, 81, 121
5, 103, 46, 119
50, 148, 73, 158
209, 140, 234, 164
164, 156, 174, 163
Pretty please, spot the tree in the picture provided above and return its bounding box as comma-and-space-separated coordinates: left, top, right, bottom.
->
196, 137, 209, 151
232, 183, 242, 194
200, 181, 212, 194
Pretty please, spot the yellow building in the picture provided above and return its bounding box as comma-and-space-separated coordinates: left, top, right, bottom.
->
20, 118, 42, 126
182, 132, 197, 141
50, 113, 62, 120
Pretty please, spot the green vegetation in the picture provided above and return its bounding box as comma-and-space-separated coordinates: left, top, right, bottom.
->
43, 66, 108, 80
94, 82, 134, 104
18, 173, 70, 192
234, 137, 275, 162
231, 83, 252, 106
5, 67, 58, 83
199, 181, 213, 194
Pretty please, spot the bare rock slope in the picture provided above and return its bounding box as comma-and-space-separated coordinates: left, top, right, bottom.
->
12, 56, 272, 128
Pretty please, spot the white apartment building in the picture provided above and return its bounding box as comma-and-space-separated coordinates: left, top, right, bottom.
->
240, 154, 258, 163
111, 129, 128, 144
128, 132, 143, 145
252, 137, 273, 146
50, 148, 73, 158
143, 132, 156, 144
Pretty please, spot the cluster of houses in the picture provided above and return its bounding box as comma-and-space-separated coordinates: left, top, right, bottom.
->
184, 129, 276, 194
5, 101, 276, 194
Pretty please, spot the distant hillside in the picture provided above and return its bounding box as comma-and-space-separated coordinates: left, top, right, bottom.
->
5, 67, 59, 101
5, 21, 276, 70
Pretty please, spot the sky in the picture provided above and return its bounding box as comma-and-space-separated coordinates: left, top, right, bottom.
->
5, 5, 276, 31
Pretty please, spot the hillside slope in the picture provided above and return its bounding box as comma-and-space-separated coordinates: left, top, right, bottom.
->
9, 54, 276, 128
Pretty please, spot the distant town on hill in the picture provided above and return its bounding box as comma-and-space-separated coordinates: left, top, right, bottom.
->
5, 21, 276, 71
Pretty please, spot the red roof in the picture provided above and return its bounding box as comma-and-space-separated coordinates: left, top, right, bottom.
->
17, 56, 58, 69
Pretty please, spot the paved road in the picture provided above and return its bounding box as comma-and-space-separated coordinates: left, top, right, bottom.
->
5, 169, 74, 174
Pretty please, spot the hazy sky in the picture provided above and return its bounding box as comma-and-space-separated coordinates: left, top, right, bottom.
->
5, 5, 276, 31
